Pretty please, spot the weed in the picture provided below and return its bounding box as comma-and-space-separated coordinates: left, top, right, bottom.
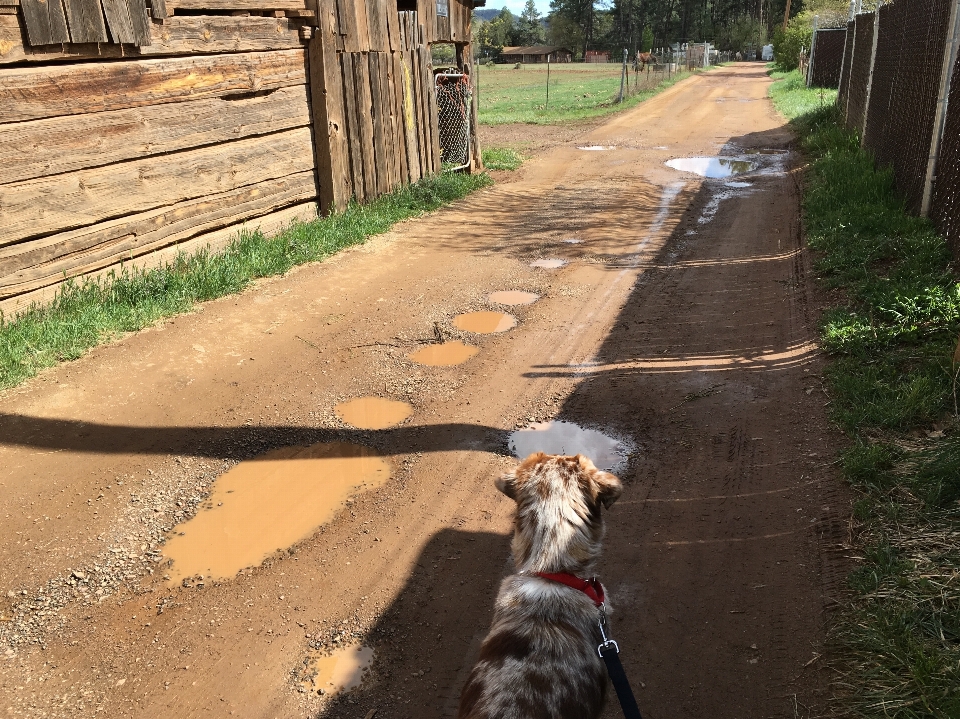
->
482, 147, 524, 171
0, 172, 492, 391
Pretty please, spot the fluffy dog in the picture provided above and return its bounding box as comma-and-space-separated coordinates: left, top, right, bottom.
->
456, 452, 623, 719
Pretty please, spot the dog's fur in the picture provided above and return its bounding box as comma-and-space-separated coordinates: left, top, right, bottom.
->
456, 452, 623, 719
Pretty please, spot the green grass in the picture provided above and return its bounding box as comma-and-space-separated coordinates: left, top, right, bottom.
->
476, 63, 697, 125
769, 70, 960, 718
0, 172, 492, 391
481, 147, 524, 170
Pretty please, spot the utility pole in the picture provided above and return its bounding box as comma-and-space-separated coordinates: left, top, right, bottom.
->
783, 0, 792, 30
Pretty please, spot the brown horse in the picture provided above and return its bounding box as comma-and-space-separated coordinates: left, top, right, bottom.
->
634, 51, 657, 71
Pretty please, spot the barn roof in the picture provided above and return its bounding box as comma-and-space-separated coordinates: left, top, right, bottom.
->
500, 46, 573, 55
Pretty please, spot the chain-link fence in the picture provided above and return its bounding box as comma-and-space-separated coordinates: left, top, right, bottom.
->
809, 27, 847, 88
435, 72, 471, 171
837, 0, 960, 248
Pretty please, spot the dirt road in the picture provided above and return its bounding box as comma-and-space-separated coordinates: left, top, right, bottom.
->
0, 64, 847, 719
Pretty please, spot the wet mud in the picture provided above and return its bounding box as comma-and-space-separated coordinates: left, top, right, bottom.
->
452, 312, 517, 334
335, 397, 413, 429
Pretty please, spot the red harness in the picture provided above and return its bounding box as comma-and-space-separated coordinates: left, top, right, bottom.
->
536, 572, 606, 607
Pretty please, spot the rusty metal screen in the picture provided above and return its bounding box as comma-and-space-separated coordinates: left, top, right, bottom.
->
844, 13, 876, 133
810, 28, 847, 88
838, 20, 855, 110
435, 72, 471, 171
862, 0, 950, 213
932, 47, 960, 253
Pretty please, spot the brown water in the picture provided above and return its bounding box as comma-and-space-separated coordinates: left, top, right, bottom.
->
303, 644, 374, 695
509, 421, 627, 472
162, 443, 390, 584
453, 311, 517, 334
488, 290, 539, 306
335, 397, 413, 429
530, 259, 568, 269
408, 341, 479, 366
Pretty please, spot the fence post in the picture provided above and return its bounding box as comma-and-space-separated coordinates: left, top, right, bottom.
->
545, 55, 550, 109
839, 19, 854, 117
861, 6, 881, 143
921, 0, 960, 217
618, 48, 627, 102
806, 15, 819, 87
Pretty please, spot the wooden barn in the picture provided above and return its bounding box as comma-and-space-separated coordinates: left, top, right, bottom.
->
0, 0, 481, 315
500, 45, 572, 63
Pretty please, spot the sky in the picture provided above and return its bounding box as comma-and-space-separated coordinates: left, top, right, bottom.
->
493, 0, 553, 18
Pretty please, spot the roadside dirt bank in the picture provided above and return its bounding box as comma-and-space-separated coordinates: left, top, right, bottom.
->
0, 64, 848, 719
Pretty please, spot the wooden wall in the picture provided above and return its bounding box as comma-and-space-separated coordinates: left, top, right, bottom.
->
310, 0, 441, 211
0, 0, 475, 314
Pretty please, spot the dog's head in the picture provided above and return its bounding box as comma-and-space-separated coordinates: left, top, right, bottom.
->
496, 452, 622, 574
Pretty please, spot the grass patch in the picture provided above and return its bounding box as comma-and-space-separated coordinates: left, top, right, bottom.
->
769, 70, 960, 718
482, 147, 524, 170
476, 63, 697, 125
0, 172, 492, 391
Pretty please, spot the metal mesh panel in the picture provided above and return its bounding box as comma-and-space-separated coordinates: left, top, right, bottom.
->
845, 12, 875, 133
863, 0, 950, 213
435, 72, 471, 170
838, 20, 856, 110
932, 39, 960, 253
810, 28, 847, 88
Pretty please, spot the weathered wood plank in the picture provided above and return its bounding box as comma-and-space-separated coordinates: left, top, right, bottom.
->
424, 47, 440, 173
0, 201, 318, 317
308, 0, 350, 213
62, 0, 108, 43
385, 0, 398, 51
367, 52, 388, 197
20, 0, 70, 44
0, 172, 316, 296
150, 0, 167, 19
333, 0, 356, 51
391, 51, 410, 184
166, 0, 308, 9
352, 0, 369, 50
381, 50, 400, 191
353, 51, 377, 200
0, 126, 314, 247
0, 85, 309, 185
339, 51, 364, 202
0, 49, 306, 123
0, 16, 303, 64
402, 49, 421, 182
123, 0, 150, 44
365, 0, 385, 51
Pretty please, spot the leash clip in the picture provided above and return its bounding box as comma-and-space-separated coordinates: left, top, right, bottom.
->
597, 602, 619, 657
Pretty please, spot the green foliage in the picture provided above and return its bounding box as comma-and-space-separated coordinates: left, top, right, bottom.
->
482, 147, 524, 170
712, 16, 767, 52
517, 0, 545, 45
772, 20, 812, 73
768, 69, 960, 719
0, 172, 492, 390
640, 26, 653, 52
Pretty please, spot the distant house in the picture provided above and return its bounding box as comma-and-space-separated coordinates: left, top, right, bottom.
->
501, 46, 574, 63
584, 50, 610, 63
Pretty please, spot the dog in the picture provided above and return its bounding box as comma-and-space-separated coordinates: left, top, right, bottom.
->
456, 452, 623, 719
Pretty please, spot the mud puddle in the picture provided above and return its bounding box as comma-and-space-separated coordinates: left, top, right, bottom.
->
665, 157, 755, 178
162, 442, 390, 583
335, 397, 413, 429
488, 290, 539, 306
508, 421, 628, 472
303, 644, 374, 695
453, 311, 517, 334
577, 145, 616, 151
408, 341, 479, 366
530, 259, 568, 269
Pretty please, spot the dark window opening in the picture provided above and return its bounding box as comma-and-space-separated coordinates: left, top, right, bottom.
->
397, 0, 417, 11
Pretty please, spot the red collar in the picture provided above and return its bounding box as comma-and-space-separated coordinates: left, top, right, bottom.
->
535, 572, 605, 607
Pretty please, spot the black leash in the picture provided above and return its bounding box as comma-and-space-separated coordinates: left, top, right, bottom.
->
597, 605, 644, 719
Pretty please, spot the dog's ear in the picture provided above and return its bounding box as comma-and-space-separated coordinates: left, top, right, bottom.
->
495, 469, 518, 500
576, 455, 622, 509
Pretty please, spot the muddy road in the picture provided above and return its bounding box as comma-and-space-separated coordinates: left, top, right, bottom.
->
0, 64, 847, 719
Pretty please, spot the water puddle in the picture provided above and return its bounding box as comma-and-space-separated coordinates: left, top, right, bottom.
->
745, 148, 787, 155
577, 145, 616, 151
408, 341, 479, 366
665, 157, 755, 178
509, 421, 628, 472
530, 259, 568, 269
335, 397, 412, 429
303, 644, 374, 695
162, 442, 389, 584
563, 238, 583, 244
488, 290, 539, 306
453, 311, 517, 334
725, 181, 752, 188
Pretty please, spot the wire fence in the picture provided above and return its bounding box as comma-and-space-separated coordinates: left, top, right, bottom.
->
809, 27, 847, 88
436, 72, 471, 171
837, 0, 960, 236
